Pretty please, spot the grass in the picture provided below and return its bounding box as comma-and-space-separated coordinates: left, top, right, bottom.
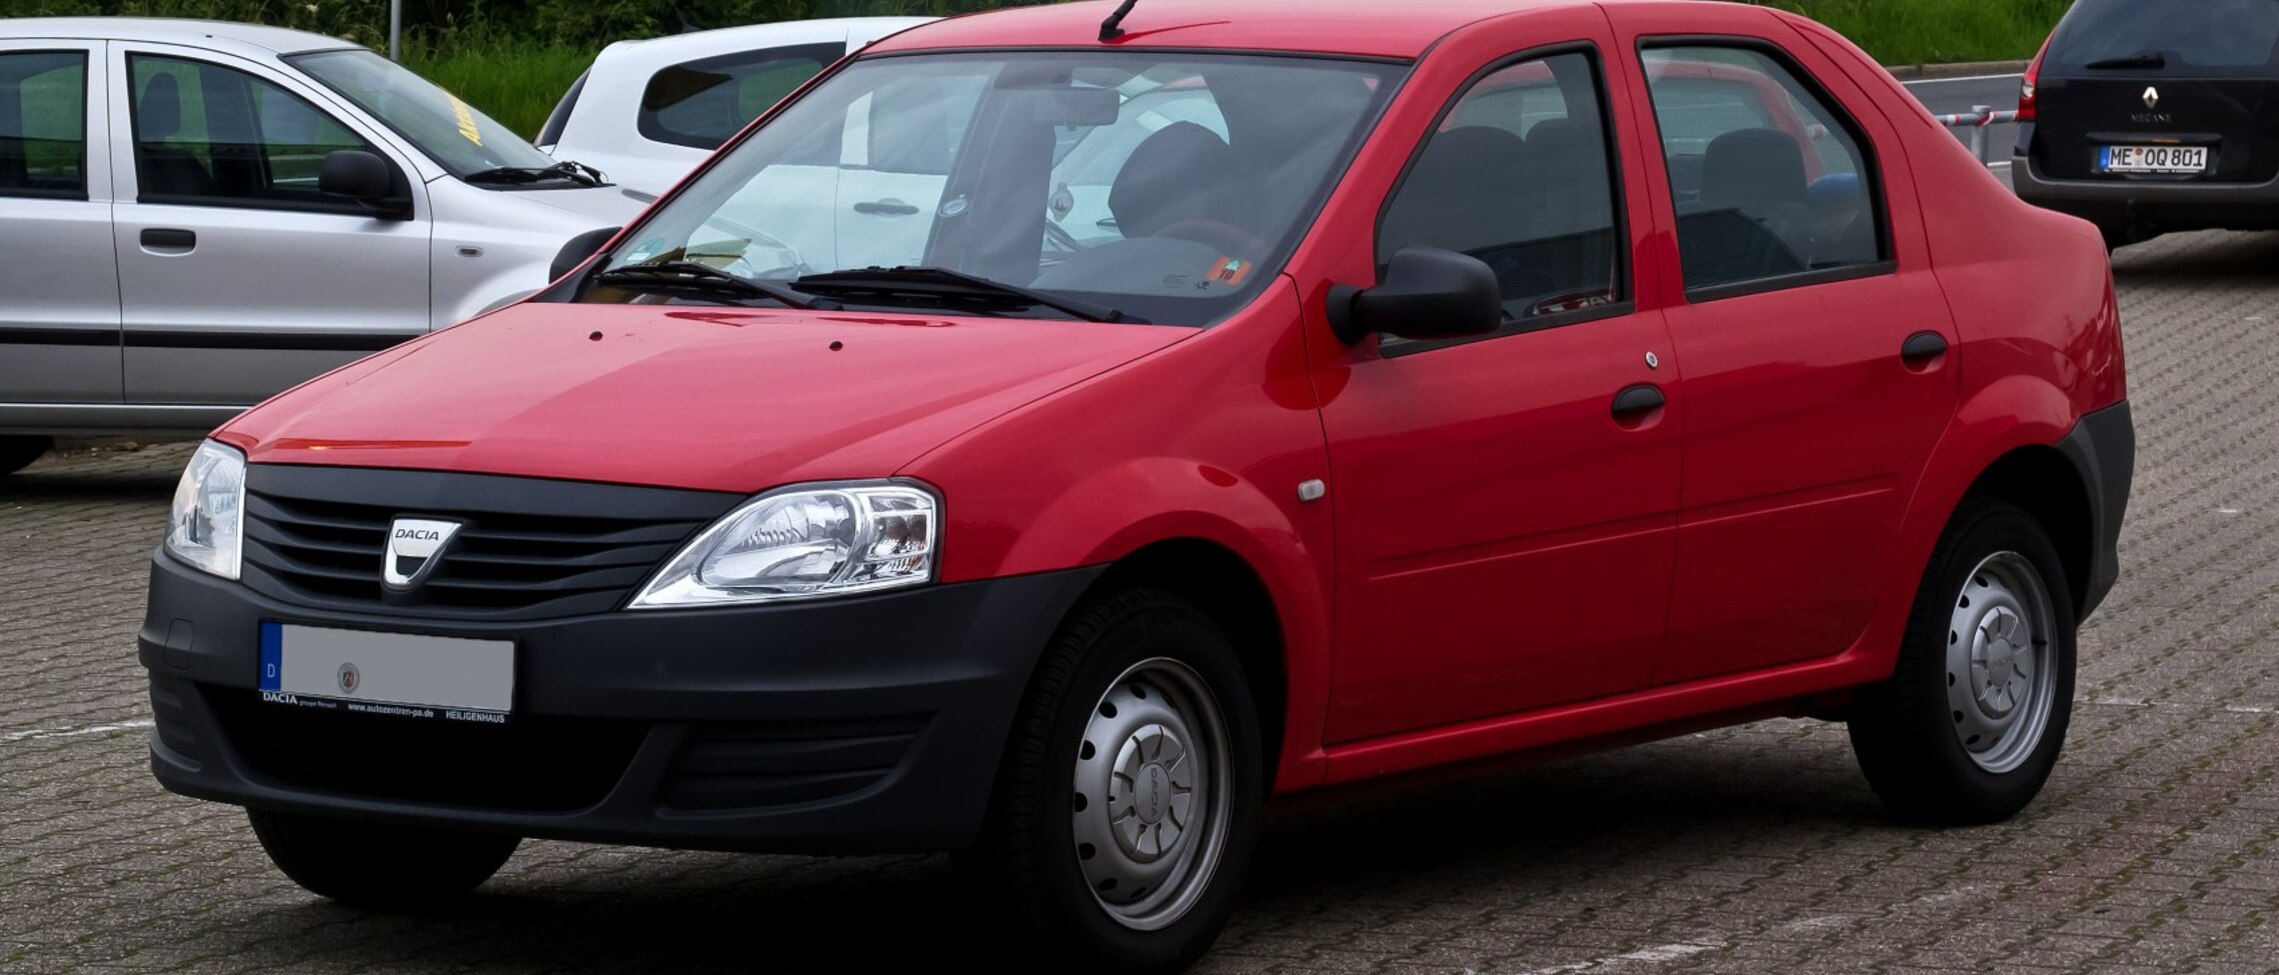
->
400, 35, 602, 139
384, 0, 2069, 139
1760, 0, 2068, 67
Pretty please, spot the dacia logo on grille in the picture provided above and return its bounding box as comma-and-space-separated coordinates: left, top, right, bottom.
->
383, 517, 463, 592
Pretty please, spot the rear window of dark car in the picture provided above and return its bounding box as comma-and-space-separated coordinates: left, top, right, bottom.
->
639, 43, 842, 150
2050, 0, 2279, 73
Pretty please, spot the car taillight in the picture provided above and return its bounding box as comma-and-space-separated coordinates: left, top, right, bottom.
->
2019, 34, 2051, 122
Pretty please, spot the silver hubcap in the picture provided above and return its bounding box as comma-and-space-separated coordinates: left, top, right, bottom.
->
1073, 658, 1231, 931
1945, 552, 2058, 773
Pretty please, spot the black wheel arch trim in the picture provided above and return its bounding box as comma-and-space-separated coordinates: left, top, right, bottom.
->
2053, 399, 2134, 618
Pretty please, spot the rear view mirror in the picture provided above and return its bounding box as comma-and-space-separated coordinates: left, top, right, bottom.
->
318, 149, 409, 219
1021, 86, 1121, 127
551, 227, 621, 282
1327, 247, 1503, 345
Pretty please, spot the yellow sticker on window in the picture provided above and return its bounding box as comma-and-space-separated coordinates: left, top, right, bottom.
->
448, 95, 484, 148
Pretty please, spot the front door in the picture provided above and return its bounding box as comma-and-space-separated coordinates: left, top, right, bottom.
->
107, 44, 430, 407
0, 40, 119, 409
1610, 17, 1960, 684
1320, 43, 1682, 744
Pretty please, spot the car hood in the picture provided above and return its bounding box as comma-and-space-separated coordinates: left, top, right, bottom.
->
219, 303, 1192, 493
514, 183, 653, 226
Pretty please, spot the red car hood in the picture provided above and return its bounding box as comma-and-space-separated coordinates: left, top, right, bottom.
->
219, 303, 1191, 493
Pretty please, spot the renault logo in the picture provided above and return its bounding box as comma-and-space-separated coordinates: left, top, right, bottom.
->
2144, 86, 2160, 109
382, 517, 463, 592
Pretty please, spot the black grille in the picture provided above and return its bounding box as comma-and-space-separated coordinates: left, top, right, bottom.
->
205, 688, 648, 813
662, 716, 927, 811
238, 465, 741, 620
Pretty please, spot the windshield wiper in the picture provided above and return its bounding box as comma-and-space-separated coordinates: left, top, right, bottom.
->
2084, 52, 2166, 70
592, 261, 839, 310
791, 266, 1145, 324
465, 160, 608, 187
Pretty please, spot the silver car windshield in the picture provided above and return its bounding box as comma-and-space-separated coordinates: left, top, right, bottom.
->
589, 51, 1402, 325
288, 49, 557, 179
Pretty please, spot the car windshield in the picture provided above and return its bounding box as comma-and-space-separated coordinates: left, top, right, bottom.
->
586, 51, 1401, 326
2052, 0, 2279, 72
287, 49, 558, 179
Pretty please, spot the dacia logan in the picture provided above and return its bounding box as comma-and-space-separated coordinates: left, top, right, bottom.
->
142, 1, 2133, 971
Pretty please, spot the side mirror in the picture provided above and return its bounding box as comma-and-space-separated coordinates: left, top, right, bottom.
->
318, 149, 408, 219
550, 226, 621, 282
1327, 247, 1502, 345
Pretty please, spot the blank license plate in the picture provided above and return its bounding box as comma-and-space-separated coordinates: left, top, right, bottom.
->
258, 622, 514, 723
2097, 145, 2208, 174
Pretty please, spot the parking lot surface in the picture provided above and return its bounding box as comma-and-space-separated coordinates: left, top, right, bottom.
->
5, 229, 2278, 974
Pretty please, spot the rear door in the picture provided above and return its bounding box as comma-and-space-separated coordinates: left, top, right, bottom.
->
0, 40, 119, 408
1606, 7, 1960, 684
2033, 0, 2279, 184
107, 43, 431, 407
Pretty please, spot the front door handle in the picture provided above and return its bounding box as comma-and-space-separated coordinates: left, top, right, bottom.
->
1900, 330, 1949, 366
852, 199, 920, 216
1611, 383, 1666, 420
140, 228, 196, 252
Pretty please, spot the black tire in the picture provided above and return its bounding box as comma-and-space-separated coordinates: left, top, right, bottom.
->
0, 436, 52, 476
958, 589, 1263, 975
1848, 498, 2076, 825
248, 809, 518, 909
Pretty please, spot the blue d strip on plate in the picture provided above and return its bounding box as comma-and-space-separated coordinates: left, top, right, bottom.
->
258, 621, 282, 691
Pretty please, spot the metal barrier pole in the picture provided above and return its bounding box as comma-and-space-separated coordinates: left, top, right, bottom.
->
390, 0, 402, 62
1969, 104, 1992, 164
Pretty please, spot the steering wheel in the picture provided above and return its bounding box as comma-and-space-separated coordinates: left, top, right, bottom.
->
1044, 219, 1092, 255
1156, 218, 1269, 260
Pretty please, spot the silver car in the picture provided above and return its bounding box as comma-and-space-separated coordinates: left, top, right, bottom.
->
0, 18, 648, 475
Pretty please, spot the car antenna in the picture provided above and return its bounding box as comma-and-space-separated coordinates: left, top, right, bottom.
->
1099, 0, 1140, 41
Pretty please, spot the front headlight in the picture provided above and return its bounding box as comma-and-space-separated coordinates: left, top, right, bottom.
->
630, 482, 937, 608
165, 440, 246, 580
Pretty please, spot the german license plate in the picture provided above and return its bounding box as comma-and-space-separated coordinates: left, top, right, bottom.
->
2097, 144, 2208, 174
258, 622, 513, 723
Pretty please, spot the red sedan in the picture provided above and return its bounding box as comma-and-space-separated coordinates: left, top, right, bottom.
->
143, 1, 2131, 971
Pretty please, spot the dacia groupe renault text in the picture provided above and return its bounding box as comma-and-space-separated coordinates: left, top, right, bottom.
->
142, 1, 2133, 971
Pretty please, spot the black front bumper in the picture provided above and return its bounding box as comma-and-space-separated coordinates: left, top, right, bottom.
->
142, 554, 1102, 854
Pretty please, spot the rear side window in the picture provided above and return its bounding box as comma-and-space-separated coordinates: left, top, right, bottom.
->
2051, 0, 2279, 72
1642, 45, 1885, 295
129, 54, 378, 212
640, 43, 842, 150
0, 51, 86, 198
1377, 51, 1625, 331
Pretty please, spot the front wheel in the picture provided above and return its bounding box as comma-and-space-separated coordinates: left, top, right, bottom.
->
958, 590, 1262, 975
248, 809, 519, 909
1849, 499, 2076, 825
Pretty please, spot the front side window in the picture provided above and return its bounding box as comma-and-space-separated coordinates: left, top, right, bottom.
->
640, 43, 842, 150
0, 51, 85, 198
1378, 51, 1624, 328
288, 48, 556, 180
1643, 45, 1884, 293
591, 51, 1400, 326
130, 54, 373, 210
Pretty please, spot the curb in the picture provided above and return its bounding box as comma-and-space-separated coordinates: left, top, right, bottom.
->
1885, 59, 2030, 80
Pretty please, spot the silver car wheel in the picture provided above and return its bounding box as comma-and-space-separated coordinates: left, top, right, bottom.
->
1071, 657, 1233, 932
1945, 551, 2059, 774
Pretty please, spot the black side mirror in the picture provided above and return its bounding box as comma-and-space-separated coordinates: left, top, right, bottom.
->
318, 149, 409, 219
550, 226, 621, 282
1327, 247, 1503, 345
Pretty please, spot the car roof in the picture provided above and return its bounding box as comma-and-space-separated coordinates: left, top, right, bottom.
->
0, 17, 356, 56
867, 0, 1608, 60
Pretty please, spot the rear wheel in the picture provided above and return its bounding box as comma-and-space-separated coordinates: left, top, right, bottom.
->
0, 436, 52, 476
959, 589, 1262, 975
1848, 499, 2076, 825
248, 809, 518, 909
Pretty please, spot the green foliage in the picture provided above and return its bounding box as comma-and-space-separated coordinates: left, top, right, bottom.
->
1755, 0, 2070, 66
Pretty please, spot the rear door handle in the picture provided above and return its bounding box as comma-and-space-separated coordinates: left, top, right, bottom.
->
140, 228, 196, 251
852, 200, 920, 216
1611, 383, 1665, 420
1900, 330, 1949, 366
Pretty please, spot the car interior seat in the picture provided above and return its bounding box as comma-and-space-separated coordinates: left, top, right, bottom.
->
1107, 120, 1236, 241
136, 74, 213, 197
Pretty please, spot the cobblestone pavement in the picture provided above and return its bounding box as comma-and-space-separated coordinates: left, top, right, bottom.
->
5, 230, 2279, 975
